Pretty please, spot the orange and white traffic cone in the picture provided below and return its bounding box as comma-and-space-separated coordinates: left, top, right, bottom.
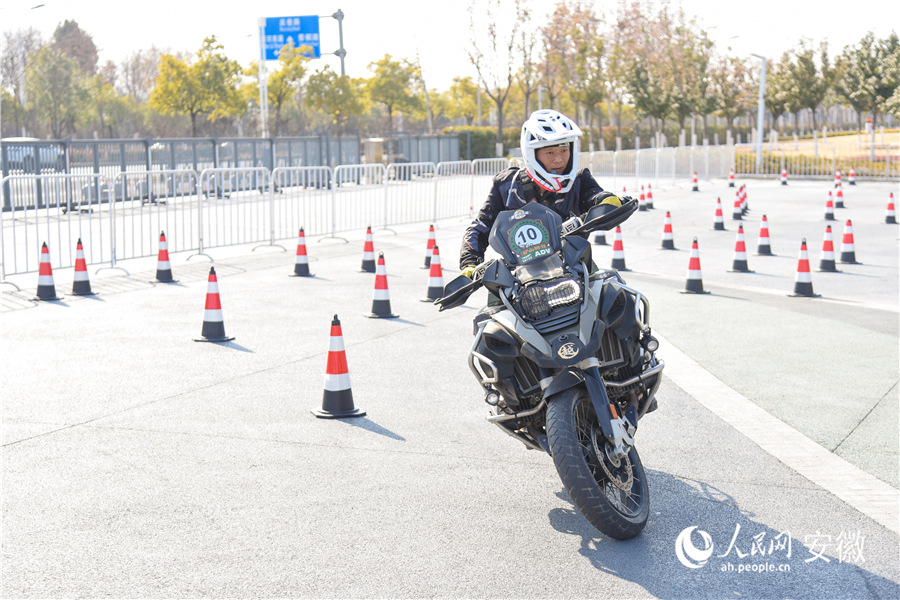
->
290, 228, 313, 277
728, 169, 735, 188
732, 196, 743, 221
682, 238, 709, 294
848, 166, 856, 185
729, 224, 753, 272
713, 198, 726, 231
646, 183, 654, 208
422, 224, 436, 269
155, 231, 176, 283
611, 227, 629, 271
365, 252, 399, 318
35, 241, 60, 301
824, 192, 836, 221
835, 184, 845, 209
194, 267, 234, 343
661, 211, 676, 249
691, 171, 699, 192
834, 169, 842, 188
757, 215, 773, 256
639, 186, 647, 211
818, 226, 840, 272
780, 166, 788, 185
789, 239, 820, 298
71, 238, 94, 296
422, 244, 444, 302
839, 220, 858, 264
741, 185, 749, 214
359, 226, 376, 273
312, 314, 365, 419
885, 193, 896, 224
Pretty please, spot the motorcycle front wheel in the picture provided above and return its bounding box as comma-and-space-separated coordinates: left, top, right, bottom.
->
546, 387, 650, 539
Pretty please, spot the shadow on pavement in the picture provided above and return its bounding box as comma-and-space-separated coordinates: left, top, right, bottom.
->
341, 417, 406, 441
547, 470, 900, 599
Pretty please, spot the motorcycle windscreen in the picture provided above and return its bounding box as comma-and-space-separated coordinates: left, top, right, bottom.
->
488, 202, 563, 267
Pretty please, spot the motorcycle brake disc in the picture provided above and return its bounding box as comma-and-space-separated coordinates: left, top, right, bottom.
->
591, 423, 634, 491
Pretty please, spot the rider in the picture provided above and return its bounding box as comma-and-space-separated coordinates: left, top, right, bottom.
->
459, 109, 623, 279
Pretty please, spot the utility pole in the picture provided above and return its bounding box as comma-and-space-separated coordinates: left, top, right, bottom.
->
750, 54, 767, 172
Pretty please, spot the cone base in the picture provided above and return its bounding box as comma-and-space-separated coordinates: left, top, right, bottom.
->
756, 247, 773, 256
817, 264, 841, 272
365, 311, 399, 319
849, 182, 856, 186
728, 182, 735, 188
311, 407, 366, 419
639, 205, 648, 212
289, 272, 314, 277
194, 336, 235, 343
728, 268, 754, 273
71, 289, 96, 296
824, 215, 836, 221
593, 234, 607, 245
835, 202, 845, 209
713, 223, 726, 231
681, 289, 710, 295
781, 181, 788, 186
886, 217, 897, 224
789, 292, 821, 298
152, 278, 179, 284
359, 261, 376, 273
421, 258, 432, 269
692, 187, 699, 192
661, 241, 676, 250
34, 294, 61, 301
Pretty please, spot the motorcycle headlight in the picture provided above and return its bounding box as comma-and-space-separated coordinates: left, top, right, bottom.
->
518, 277, 582, 321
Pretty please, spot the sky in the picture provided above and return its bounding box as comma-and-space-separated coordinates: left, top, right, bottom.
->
1, 0, 898, 91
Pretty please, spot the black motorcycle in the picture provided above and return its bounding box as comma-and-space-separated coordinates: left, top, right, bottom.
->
436, 198, 664, 539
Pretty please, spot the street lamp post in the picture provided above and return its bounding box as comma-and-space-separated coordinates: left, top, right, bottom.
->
750, 53, 767, 172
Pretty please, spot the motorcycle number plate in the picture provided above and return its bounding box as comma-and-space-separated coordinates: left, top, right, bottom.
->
508, 220, 553, 264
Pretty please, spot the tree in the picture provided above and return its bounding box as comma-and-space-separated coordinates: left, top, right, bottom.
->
1, 27, 44, 135
566, 4, 606, 148
444, 76, 483, 125
786, 40, 832, 131
764, 53, 793, 133
51, 19, 97, 75
516, 21, 539, 120
365, 54, 421, 132
148, 36, 243, 137
26, 46, 89, 137
467, 0, 528, 155
305, 65, 363, 135
266, 42, 311, 136
119, 47, 166, 105
839, 32, 900, 133
713, 56, 752, 139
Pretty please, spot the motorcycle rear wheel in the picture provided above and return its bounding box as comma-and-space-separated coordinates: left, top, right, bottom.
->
546, 387, 650, 539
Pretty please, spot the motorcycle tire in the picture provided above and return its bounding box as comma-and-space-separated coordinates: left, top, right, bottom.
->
546, 387, 650, 539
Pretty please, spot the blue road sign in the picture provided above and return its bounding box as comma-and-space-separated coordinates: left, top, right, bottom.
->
263, 16, 320, 60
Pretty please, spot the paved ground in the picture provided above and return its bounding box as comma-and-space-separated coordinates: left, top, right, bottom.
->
1, 177, 898, 598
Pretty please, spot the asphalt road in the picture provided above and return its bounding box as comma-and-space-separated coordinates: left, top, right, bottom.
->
1, 177, 898, 599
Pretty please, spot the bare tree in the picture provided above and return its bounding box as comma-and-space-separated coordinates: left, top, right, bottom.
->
467, 0, 529, 155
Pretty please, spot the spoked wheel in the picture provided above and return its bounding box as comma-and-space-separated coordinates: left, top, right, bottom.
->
546, 387, 649, 539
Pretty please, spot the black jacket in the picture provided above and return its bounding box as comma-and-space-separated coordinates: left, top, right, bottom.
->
460, 166, 616, 268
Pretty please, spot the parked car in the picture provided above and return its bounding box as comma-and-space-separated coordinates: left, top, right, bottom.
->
1, 137, 66, 172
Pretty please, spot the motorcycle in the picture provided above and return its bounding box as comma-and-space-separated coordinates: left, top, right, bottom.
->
435, 198, 664, 539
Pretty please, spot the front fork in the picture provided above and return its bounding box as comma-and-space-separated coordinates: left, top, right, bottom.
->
581, 366, 636, 462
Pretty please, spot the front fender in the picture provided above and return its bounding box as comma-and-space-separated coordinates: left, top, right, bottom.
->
543, 369, 616, 442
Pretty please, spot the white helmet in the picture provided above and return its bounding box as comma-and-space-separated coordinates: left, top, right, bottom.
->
520, 109, 582, 194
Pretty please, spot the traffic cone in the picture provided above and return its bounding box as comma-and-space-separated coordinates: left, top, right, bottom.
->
639, 186, 647, 211
359, 226, 376, 273
682, 238, 710, 294
824, 192, 836, 221
757, 215, 773, 255
741, 185, 749, 214
732, 196, 743, 220
290, 228, 313, 277
780, 167, 788, 185
728, 169, 735, 187
35, 242, 60, 301
660, 212, 676, 249
818, 226, 840, 272
422, 224, 436, 268
71, 238, 94, 296
312, 314, 365, 419
713, 198, 726, 230
729, 224, 753, 272
611, 227, 629, 271
691, 172, 699, 192
194, 267, 234, 343
848, 166, 856, 185
155, 231, 176, 283
839, 220, 858, 264
593, 232, 608, 245
646, 184, 654, 209
835, 184, 845, 209
422, 244, 444, 302
790, 239, 820, 298
834, 169, 842, 188
365, 252, 399, 318
885, 193, 896, 224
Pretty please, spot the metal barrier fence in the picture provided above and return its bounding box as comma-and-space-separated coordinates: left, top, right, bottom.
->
3, 146, 895, 279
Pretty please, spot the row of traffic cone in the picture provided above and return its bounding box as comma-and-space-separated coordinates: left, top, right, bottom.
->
34, 239, 95, 301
